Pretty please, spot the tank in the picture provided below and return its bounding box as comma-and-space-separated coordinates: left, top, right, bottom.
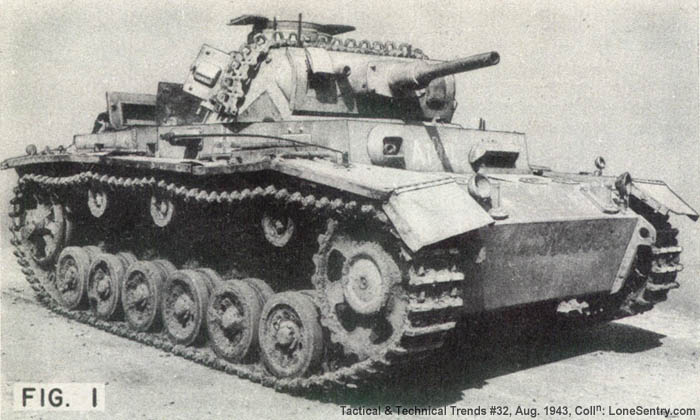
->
3, 14, 697, 392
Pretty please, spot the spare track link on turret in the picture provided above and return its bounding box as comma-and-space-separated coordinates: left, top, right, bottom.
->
8, 170, 465, 394
193, 28, 429, 118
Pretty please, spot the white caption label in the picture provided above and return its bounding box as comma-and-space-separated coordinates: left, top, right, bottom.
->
13, 383, 105, 411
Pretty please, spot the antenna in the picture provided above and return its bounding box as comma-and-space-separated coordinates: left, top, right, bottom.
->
297, 13, 303, 47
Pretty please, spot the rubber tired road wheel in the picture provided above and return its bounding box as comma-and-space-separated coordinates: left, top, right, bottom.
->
87, 253, 133, 320
162, 269, 211, 346
258, 291, 323, 378
55, 247, 93, 309
122, 260, 174, 331
207, 280, 263, 362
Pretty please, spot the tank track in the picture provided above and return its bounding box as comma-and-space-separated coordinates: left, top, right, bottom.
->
8, 170, 463, 394
618, 208, 684, 316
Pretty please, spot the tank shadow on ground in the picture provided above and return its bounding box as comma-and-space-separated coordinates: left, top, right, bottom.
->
312, 320, 664, 406
0, 281, 666, 407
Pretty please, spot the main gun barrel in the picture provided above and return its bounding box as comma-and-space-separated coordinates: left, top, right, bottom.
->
389, 51, 500, 91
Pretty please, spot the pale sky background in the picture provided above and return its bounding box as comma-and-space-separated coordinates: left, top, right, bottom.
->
0, 0, 698, 259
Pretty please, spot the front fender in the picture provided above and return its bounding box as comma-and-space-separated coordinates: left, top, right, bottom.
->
382, 179, 494, 252
271, 158, 494, 252
630, 179, 698, 221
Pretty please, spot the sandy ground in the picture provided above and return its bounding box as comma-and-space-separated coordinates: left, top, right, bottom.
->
1, 242, 698, 420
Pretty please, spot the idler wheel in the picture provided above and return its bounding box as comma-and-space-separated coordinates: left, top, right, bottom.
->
55, 247, 94, 309
162, 269, 215, 345
87, 252, 134, 320
206, 280, 264, 362
261, 211, 295, 247
150, 196, 174, 227
87, 188, 108, 218
20, 198, 70, 267
122, 259, 175, 331
258, 291, 323, 378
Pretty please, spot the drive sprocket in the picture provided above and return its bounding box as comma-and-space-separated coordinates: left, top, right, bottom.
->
312, 219, 408, 361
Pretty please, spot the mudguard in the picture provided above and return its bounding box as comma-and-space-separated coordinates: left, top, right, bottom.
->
630, 179, 698, 221
271, 158, 494, 251
540, 171, 698, 221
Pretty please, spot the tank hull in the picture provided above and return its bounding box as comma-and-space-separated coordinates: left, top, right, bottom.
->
2, 153, 684, 309
3, 129, 691, 393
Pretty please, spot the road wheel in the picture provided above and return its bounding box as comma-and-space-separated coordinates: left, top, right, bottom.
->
87, 252, 133, 320
207, 280, 263, 362
258, 291, 323, 378
162, 269, 210, 345
55, 247, 93, 309
122, 260, 174, 331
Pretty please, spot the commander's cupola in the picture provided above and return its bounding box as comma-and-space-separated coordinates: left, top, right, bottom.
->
229, 14, 355, 45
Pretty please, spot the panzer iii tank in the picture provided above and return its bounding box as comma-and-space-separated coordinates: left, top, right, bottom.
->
3, 14, 697, 392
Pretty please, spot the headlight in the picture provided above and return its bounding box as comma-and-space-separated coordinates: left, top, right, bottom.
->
468, 174, 491, 200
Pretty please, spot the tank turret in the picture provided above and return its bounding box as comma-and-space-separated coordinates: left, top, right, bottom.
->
175, 15, 499, 124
